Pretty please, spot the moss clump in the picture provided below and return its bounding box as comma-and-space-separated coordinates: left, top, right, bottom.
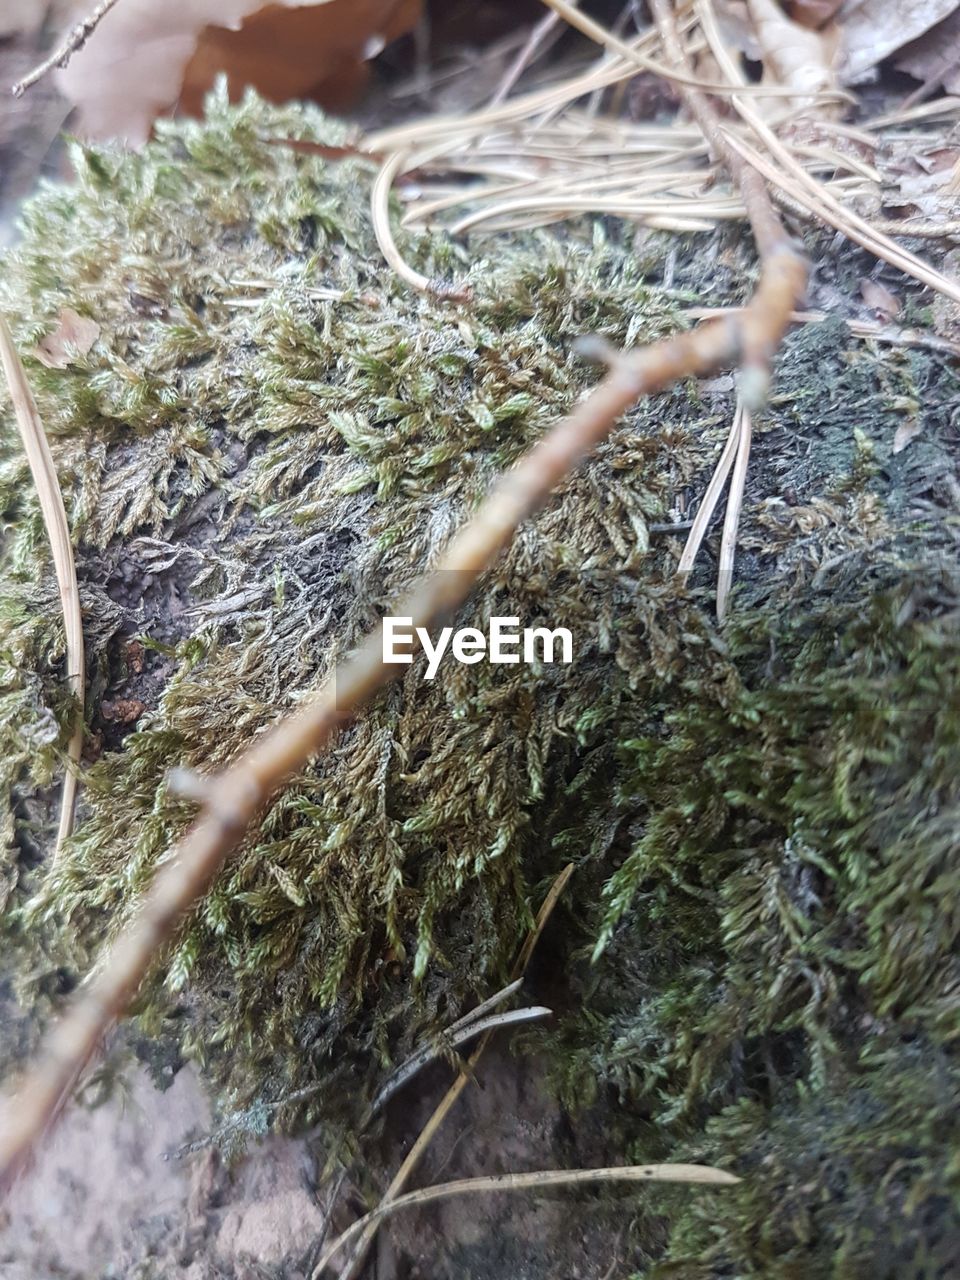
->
0, 85, 703, 1109
1, 87, 959, 1277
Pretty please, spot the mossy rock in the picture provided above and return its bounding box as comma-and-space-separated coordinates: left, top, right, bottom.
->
1, 88, 959, 1277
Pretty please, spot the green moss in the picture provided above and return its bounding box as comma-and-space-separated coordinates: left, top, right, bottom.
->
1, 86, 959, 1277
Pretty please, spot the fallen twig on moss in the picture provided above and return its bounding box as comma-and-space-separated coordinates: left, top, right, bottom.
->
0, 2, 807, 1180
11, 0, 124, 97
0, 315, 84, 860
0, 280, 801, 1188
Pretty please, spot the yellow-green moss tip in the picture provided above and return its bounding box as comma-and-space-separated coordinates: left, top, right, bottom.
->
1, 86, 959, 1277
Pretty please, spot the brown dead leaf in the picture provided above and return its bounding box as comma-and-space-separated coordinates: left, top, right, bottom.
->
747, 0, 839, 110
860, 278, 900, 320
893, 417, 923, 453
839, 0, 960, 84
32, 308, 100, 370
58, 0, 420, 144
125, 639, 146, 676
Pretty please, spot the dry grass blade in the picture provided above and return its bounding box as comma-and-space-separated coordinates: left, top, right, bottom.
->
366, 22, 690, 151
678, 405, 741, 576
717, 400, 752, 621
368, 1005, 552, 1118
371, 146, 472, 299
315, 1163, 740, 1275
0, 314, 84, 859
540, 0, 835, 100
487, 8, 563, 107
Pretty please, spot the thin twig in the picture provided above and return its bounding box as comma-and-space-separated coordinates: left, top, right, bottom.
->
0, 315, 84, 859
692, 0, 960, 307
12, 0, 123, 97
315, 1163, 740, 1275
683, 305, 960, 358
331, 865, 575, 1280
0, 89, 806, 1183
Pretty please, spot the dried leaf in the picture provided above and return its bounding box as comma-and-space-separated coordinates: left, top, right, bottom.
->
58, 0, 419, 143
883, 146, 960, 220
838, 0, 960, 84
893, 417, 923, 453
32, 308, 100, 369
100, 698, 146, 724
860, 278, 900, 320
747, 0, 838, 110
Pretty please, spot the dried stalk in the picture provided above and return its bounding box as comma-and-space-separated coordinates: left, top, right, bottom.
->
316, 1163, 740, 1276
12, 0, 124, 97
540, 0, 828, 100
0, 315, 84, 858
0, 7, 806, 1179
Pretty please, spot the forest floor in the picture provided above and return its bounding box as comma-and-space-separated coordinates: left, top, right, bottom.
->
1, 5, 958, 1279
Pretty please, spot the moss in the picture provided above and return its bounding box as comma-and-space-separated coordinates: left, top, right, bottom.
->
0, 85, 697, 1108
2, 87, 959, 1277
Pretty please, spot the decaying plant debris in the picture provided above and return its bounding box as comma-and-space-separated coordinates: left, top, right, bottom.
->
1, 60, 960, 1280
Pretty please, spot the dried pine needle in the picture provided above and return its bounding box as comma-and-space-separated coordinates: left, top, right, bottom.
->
0, 314, 84, 859
315, 1163, 740, 1277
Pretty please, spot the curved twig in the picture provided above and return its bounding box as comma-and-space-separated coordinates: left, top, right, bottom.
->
0, 247, 803, 1188
0, 0, 808, 1179
12, 0, 124, 97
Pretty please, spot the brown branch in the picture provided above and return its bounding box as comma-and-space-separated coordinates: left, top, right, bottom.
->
0, 8, 807, 1177
12, 0, 124, 97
